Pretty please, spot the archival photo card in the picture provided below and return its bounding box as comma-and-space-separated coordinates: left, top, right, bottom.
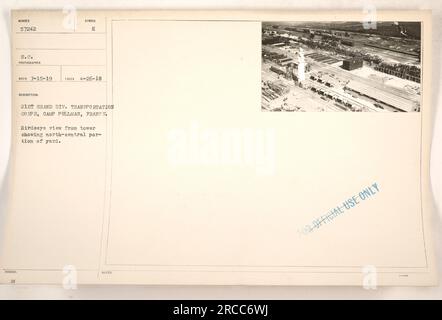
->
261, 22, 422, 112
1, 10, 436, 286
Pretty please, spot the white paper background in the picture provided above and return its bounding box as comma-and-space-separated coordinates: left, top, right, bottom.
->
0, 0, 440, 299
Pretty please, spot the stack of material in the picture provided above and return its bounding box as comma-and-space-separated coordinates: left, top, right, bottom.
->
268, 81, 289, 96
262, 81, 289, 102
270, 66, 286, 76
262, 87, 279, 101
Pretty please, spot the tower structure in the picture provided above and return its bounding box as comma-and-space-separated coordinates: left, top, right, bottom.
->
297, 47, 306, 85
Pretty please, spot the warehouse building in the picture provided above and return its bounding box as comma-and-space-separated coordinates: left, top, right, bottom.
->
345, 81, 418, 112
342, 58, 363, 71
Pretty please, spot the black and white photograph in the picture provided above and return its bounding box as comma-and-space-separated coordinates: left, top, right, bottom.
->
261, 22, 422, 112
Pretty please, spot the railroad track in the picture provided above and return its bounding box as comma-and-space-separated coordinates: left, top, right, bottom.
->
304, 79, 380, 112
309, 60, 419, 101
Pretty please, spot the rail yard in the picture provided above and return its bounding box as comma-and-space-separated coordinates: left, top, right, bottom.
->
261, 22, 421, 112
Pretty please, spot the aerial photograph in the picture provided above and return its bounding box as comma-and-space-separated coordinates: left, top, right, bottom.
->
261, 21, 421, 112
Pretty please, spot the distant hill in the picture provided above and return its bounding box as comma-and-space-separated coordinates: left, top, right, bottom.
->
264, 21, 421, 40
341, 22, 421, 40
